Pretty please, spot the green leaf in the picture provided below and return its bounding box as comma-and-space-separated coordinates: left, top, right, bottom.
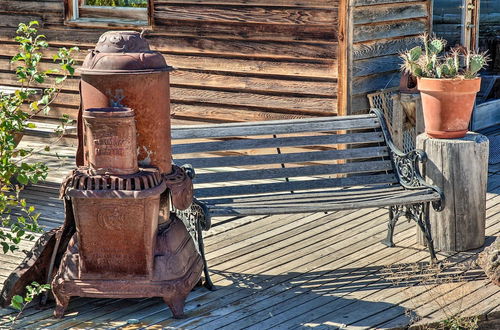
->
17, 174, 29, 185
1, 242, 9, 254
33, 74, 44, 83
408, 46, 422, 62
10, 295, 23, 311
55, 76, 66, 84
428, 39, 444, 55
27, 123, 36, 128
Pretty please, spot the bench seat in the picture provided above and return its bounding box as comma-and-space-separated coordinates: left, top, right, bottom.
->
202, 185, 441, 216
171, 109, 444, 289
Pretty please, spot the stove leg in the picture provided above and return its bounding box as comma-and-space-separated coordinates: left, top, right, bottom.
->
53, 291, 70, 318
164, 296, 187, 319
197, 219, 216, 291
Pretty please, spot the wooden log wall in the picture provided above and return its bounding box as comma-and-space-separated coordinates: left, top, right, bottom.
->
0, 0, 340, 126
348, 0, 431, 114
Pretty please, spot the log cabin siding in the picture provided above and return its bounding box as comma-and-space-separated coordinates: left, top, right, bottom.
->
0, 1, 434, 122
0, 0, 340, 125
349, 0, 431, 114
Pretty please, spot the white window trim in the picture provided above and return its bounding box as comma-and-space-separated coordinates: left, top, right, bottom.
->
68, 0, 149, 27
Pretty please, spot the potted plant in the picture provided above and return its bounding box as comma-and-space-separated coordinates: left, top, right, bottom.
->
401, 34, 489, 138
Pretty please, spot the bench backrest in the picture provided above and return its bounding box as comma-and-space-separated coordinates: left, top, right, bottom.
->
171, 112, 398, 199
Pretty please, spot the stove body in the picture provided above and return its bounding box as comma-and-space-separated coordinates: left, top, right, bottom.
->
52, 32, 203, 319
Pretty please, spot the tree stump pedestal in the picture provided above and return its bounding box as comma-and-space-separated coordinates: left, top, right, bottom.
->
416, 133, 489, 252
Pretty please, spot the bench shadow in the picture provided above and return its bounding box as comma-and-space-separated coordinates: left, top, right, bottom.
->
206, 251, 487, 328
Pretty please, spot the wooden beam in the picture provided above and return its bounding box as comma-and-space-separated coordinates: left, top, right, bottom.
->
338, 0, 351, 115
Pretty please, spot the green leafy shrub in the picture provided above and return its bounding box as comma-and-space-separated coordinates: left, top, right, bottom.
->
401, 34, 489, 79
8, 281, 51, 326
0, 21, 78, 253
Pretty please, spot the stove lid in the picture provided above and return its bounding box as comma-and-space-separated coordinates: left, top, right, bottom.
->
80, 31, 173, 74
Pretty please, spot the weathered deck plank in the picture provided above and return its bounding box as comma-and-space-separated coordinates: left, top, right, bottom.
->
0, 139, 498, 329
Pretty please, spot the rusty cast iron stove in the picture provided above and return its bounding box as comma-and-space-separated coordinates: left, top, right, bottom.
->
51, 31, 211, 319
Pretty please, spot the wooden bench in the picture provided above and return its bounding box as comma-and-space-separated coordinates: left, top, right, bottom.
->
171, 109, 444, 289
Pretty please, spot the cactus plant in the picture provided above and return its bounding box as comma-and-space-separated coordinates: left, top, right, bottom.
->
400, 34, 489, 79
466, 54, 489, 78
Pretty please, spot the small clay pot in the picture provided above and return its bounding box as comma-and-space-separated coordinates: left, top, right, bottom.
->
418, 77, 481, 139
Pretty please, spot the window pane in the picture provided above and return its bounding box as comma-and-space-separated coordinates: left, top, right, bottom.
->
85, 0, 147, 8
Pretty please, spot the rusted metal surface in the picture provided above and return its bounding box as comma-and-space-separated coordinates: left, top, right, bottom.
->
53, 167, 203, 318
79, 30, 174, 174
164, 165, 193, 211
50, 30, 203, 320
52, 215, 203, 319
83, 107, 138, 175
65, 167, 165, 277
399, 72, 418, 94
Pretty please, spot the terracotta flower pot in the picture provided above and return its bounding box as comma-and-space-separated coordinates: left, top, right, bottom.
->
417, 77, 481, 139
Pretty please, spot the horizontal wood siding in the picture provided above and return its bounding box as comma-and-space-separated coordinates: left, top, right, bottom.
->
349, 0, 430, 114
0, 0, 339, 125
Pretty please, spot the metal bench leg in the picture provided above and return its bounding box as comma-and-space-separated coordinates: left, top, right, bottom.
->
381, 205, 402, 247
175, 200, 216, 291
196, 219, 216, 291
382, 203, 438, 263
416, 202, 438, 264
404, 202, 438, 264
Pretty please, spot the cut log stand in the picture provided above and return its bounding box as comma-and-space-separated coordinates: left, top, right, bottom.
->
416, 133, 489, 252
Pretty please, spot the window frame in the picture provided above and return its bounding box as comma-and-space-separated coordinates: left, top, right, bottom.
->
65, 0, 152, 28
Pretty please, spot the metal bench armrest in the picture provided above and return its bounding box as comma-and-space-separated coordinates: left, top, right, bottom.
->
371, 108, 444, 211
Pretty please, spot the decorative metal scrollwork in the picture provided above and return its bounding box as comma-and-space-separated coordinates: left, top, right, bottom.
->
383, 203, 437, 263
370, 108, 444, 212
174, 198, 216, 290
392, 150, 427, 189
175, 199, 210, 254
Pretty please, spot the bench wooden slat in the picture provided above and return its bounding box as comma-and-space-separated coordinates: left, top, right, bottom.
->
171, 116, 380, 139
205, 188, 438, 208
195, 173, 398, 198
174, 146, 390, 168
206, 188, 441, 216
172, 131, 385, 154
203, 185, 407, 205
194, 160, 394, 184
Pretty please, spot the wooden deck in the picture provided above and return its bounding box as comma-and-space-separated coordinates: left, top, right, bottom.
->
0, 134, 499, 329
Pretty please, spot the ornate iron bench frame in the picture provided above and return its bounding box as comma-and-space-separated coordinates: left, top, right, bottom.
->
171, 109, 444, 290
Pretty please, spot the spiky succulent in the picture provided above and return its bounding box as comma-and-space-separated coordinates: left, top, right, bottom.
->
400, 34, 489, 79
465, 53, 489, 78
